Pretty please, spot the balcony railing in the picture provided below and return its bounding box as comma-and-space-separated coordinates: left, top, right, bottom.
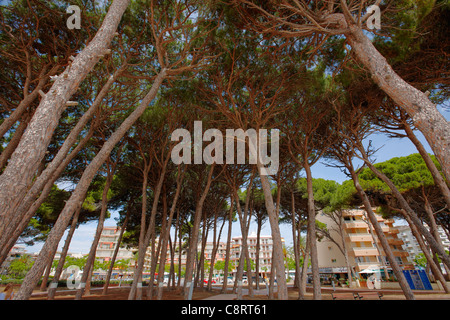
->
352, 247, 379, 256
347, 233, 373, 242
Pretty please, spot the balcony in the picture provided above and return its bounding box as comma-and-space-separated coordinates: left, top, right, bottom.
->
347, 233, 373, 242
393, 250, 409, 258
389, 228, 400, 234
352, 247, 379, 257
387, 238, 404, 246
344, 221, 368, 229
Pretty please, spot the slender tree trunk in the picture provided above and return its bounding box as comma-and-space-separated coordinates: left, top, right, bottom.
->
0, 65, 124, 246
303, 161, 321, 300
423, 196, 450, 278
128, 155, 170, 300
348, 166, 415, 300
75, 159, 117, 300
337, 212, 356, 287
0, 0, 130, 230
401, 210, 449, 293
221, 196, 234, 294
403, 123, 450, 208
184, 165, 215, 300
40, 248, 57, 292
357, 147, 450, 270
290, 207, 301, 289
103, 213, 129, 295
298, 233, 310, 300
0, 113, 30, 171
14, 70, 166, 301
258, 166, 288, 300
47, 207, 82, 300
341, 17, 450, 182
0, 124, 96, 265
208, 211, 225, 291
256, 214, 263, 290
156, 168, 184, 299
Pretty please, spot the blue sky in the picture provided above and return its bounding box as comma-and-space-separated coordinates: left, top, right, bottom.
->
25, 105, 449, 254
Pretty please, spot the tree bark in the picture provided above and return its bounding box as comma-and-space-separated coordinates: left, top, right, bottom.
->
128, 154, 170, 300
102, 212, 129, 295
257, 163, 288, 300
348, 166, 415, 300
342, 20, 450, 183
303, 161, 321, 300
75, 156, 118, 300
14, 69, 165, 300
357, 147, 450, 270
0, 66, 123, 249
221, 196, 234, 294
184, 164, 215, 300
0, 0, 130, 230
403, 123, 450, 208
156, 167, 184, 299
47, 207, 82, 300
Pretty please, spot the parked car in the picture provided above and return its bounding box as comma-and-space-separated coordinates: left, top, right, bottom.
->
203, 279, 216, 284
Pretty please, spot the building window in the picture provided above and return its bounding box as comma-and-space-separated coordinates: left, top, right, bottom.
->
331, 259, 337, 263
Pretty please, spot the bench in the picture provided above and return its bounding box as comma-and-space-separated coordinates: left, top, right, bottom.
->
355, 292, 383, 300
331, 292, 357, 300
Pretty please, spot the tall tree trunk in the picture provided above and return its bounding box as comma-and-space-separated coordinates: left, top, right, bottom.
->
403, 123, 450, 208
0, 113, 30, 171
128, 155, 170, 300
401, 209, 449, 293
103, 212, 129, 295
75, 158, 118, 300
14, 70, 165, 300
0, 0, 130, 230
337, 211, 357, 287
221, 196, 234, 294
47, 207, 82, 300
0, 124, 96, 265
290, 192, 301, 289
184, 164, 215, 300
357, 146, 450, 270
257, 163, 288, 300
298, 232, 310, 300
156, 166, 184, 299
1, 65, 123, 247
303, 161, 321, 300
423, 196, 450, 278
207, 211, 226, 291
340, 17, 450, 182
348, 166, 415, 300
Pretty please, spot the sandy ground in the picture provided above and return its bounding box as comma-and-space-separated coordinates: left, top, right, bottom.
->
21, 284, 450, 300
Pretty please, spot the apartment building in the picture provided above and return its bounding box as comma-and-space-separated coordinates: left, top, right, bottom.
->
316, 208, 413, 281
95, 226, 283, 280
397, 224, 450, 263
230, 233, 284, 277
96, 226, 134, 264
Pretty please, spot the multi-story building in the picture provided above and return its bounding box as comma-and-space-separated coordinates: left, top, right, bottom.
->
230, 233, 284, 278
316, 208, 413, 281
95, 226, 283, 281
96, 226, 135, 263
397, 224, 450, 263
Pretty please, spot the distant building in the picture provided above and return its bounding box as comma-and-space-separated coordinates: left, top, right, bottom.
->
316, 208, 413, 282
95, 226, 284, 280
230, 233, 284, 278
96, 226, 134, 263
397, 224, 450, 263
